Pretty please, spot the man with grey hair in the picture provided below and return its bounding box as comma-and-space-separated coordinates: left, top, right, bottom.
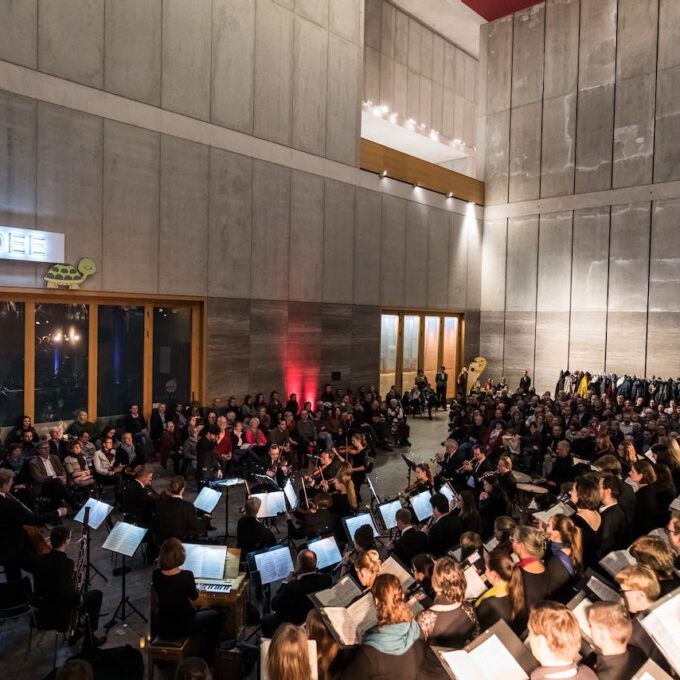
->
0, 468, 67, 581
29, 440, 76, 510
48, 424, 67, 460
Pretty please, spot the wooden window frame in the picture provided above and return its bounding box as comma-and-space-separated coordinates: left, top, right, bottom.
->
0, 288, 204, 424
381, 309, 464, 394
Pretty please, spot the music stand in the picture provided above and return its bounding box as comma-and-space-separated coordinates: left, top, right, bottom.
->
74, 498, 113, 586
401, 453, 416, 490
365, 475, 382, 506
211, 477, 245, 544
102, 522, 148, 630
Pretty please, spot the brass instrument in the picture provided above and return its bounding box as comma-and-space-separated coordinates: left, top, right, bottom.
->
68, 506, 89, 638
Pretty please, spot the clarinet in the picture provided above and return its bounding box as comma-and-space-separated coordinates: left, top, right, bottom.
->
67, 506, 89, 638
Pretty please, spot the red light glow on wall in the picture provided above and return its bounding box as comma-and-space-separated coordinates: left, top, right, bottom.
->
462, 0, 543, 21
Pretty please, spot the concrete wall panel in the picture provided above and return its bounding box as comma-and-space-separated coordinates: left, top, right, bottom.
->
296, 0, 329, 28
511, 5, 545, 108
427, 209, 449, 310
575, 84, 614, 193
448, 213, 467, 310
353, 188, 382, 306
381, 2, 395, 60
654, 66, 680, 183
0, 1, 37, 69
289, 171, 324, 302
485, 110, 510, 205
380, 195, 406, 307
162, 0, 211, 120
509, 101, 542, 202
616, 0, 658, 80
208, 149, 253, 299
323, 180, 355, 303
329, 0, 360, 45
159, 136, 209, 296
105, 0, 161, 105
486, 16, 513, 115
578, 0, 616, 90
544, 0, 579, 99
658, 0, 680, 71
404, 202, 428, 308
212, 0, 256, 134
541, 93, 576, 198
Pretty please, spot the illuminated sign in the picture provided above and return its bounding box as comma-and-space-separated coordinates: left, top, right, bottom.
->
0, 226, 65, 263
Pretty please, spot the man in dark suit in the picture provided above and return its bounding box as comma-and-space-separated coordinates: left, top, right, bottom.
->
598, 474, 629, 557
34, 525, 104, 646
427, 493, 462, 557
122, 464, 157, 527
391, 508, 428, 565
236, 496, 276, 557
47, 425, 68, 461
28, 441, 76, 510
435, 367, 448, 409
286, 491, 341, 540
0, 469, 66, 581
461, 445, 493, 493
261, 549, 332, 636
154, 475, 207, 541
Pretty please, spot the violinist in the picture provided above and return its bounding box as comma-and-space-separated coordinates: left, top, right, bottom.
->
321, 467, 358, 518
263, 444, 290, 488
304, 450, 341, 495
337, 432, 369, 504
404, 463, 434, 498
123, 464, 158, 528
286, 491, 341, 541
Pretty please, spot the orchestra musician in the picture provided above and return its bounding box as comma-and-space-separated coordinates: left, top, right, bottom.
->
286, 491, 341, 541
404, 463, 434, 498
0, 443, 36, 507
426, 493, 462, 557
154, 476, 209, 542
123, 464, 158, 528
303, 450, 342, 496
460, 444, 493, 492
236, 496, 276, 557
337, 432, 370, 503
433, 439, 466, 483
390, 508, 429, 565
262, 444, 290, 488
0, 468, 67, 582
495, 455, 518, 501
34, 525, 104, 648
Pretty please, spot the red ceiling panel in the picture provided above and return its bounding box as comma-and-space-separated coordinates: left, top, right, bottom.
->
462, 0, 544, 21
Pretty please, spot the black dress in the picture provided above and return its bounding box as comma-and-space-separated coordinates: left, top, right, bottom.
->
572, 513, 601, 570
476, 594, 511, 631
631, 485, 658, 539
152, 569, 198, 636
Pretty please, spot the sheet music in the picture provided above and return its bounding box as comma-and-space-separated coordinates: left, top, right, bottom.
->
283, 479, 298, 509
253, 491, 286, 518
182, 543, 227, 580
314, 576, 363, 608
345, 513, 378, 543
74, 498, 113, 530
378, 499, 403, 530
586, 576, 622, 603
599, 549, 636, 577
213, 477, 246, 488
407, 596, 424, 617
464, 565, 487, 600
324, 607, 362, 646
380, 556, 415, 588
533, 501, 575, 525
572, 597, 593, 639
641, 591, 680, 674
484, 536, 499, 553
410, 490, 434, 521
347, 592, 378, 637
669, 497, 680, 514
260, 639, 318, 680
102, 522, 147, 557
452, 546, 462, 561
439, 483, 456, 505
308, 536, 342, 569
440, 635, 528, 680
193, 487, 221, 514
633, 659, 675, 680
254, 546, 294, 585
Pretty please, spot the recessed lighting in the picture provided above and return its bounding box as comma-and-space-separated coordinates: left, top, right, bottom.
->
380, 170, 388, 178
447, 192, 454, 198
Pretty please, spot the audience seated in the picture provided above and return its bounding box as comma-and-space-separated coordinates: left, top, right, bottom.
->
63, 440, 95, 490
29, 440, 76, 510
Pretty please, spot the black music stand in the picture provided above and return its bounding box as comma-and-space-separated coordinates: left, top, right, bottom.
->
102, 521, 148, 630
211, 477, 245, 544
74, 498, 113, 586
401, 452, 416, 490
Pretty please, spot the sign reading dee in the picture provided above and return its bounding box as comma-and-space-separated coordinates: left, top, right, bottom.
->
0, 226, 65, 263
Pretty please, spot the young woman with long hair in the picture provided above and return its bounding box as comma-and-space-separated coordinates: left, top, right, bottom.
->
475, 548, 514, 631
305, 609, 340, 680
569, 474, 602, 570
267, 623, 313, 680
545, 514, 583, 602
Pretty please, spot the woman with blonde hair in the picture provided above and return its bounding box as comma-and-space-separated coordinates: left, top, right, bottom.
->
629, 534, 680, 596
267, 623, 313, 680
508, 525, 550, 633
545, 514, 583, 602
305, 609, 340, 680
325, 468, 357, 516
416, 557, 478, 647
354, 549, 382, 589
341, 574, 448, 680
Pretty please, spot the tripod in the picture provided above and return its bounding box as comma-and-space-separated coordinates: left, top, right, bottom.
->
105, 554, 147, 631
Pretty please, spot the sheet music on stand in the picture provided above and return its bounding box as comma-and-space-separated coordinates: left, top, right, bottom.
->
212, 477, 246, 488
74, 498, 113, 530
640, 587, 680, 675
343, 512, 379, 545
310, 575, 363, 610
631, 658, 674, 680
435, 620, 538, 680
193, 487, 221, 514
182, 543, 228, 580
283, 478, 298, 510
380, 555, 415, 589
410, 489, 434, 522
252, 491, 286, 518
599, 549, 636, 578
439, 482, 457, 505
533, 501, 574, 525
378, 499, 403, 530
254, 545, 294, 585
566, 591, 595, 647
307, 535, 342, 569
102, 521, 147, 558
322, 591, 378, 646
260, 639, 318, 680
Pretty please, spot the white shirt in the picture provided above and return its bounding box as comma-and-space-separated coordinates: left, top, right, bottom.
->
41, 456, 57, 478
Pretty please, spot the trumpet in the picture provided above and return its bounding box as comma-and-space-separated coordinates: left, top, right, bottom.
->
456, 461, 471, 474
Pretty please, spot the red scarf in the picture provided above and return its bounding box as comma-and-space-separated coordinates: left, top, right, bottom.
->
517, 556, 540, 568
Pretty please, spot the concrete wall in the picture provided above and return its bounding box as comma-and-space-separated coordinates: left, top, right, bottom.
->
480, 0, 680, 393
363, 0, 478, 148
0, 0, 363, 167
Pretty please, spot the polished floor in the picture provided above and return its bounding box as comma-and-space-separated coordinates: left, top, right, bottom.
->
0, 411, 450, 678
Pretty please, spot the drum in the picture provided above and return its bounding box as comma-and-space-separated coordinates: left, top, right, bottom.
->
513, 471, 532, 484
516, 483, 549, 495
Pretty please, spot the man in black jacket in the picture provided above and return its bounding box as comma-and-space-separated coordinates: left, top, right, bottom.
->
196, 427, 222, 490
261, 549, 332, 636
286, 491, 341, 540
154, 476, 207, 541
34, 525, 104, 646
391, 508, 428, 565
0, 469, 66, 581
123, 464, 157, 527
546, 440, 574, 490
236, 496, 276, 557
427, 493, 462, 557
598, 474, 628, 556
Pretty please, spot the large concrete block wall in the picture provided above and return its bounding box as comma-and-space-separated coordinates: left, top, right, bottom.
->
0, 0, 362, 167
363, 0, 478, 148
480, 0, 680, 393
